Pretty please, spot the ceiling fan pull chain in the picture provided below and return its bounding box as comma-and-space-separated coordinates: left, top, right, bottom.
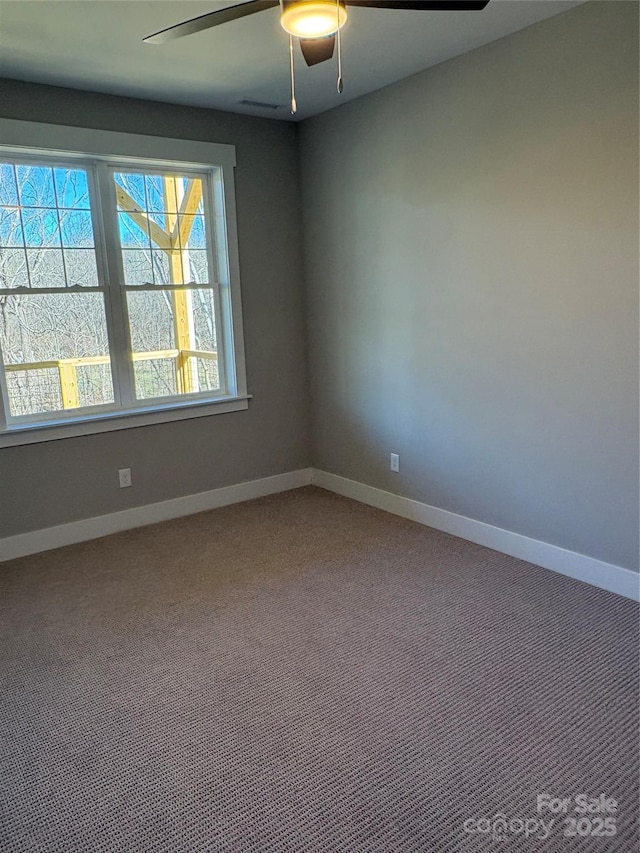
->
289, 33, 297, 115
336, 0, 344, 93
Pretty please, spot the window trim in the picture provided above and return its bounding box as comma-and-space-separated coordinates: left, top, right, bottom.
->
0, 396, 251, 447
0, 119, 249, 447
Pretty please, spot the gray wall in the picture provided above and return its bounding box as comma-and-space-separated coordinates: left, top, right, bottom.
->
299, 2, 639, 571
0, 81, 310, 537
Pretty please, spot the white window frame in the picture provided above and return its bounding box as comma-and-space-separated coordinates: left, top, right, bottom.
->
0, 119, 249, 448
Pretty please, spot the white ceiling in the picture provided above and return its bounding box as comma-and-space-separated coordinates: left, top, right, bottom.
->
0, 0, 584, 121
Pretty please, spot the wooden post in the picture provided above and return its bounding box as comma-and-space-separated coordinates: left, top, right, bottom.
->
163, 176, 202, 395
58, 362, 80, 409
117, 175, 203, 396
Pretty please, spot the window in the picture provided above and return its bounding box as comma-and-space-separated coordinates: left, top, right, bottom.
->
0, 121, 248, 446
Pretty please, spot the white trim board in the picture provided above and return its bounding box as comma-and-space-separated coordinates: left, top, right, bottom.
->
0, 468, 312, 562
2, 466, 637, 602
311, 470, 640, 602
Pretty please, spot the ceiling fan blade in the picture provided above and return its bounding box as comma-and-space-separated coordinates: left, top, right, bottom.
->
344, 1, 489, 9
143, 0, 280, 45
300, 35, 336, 67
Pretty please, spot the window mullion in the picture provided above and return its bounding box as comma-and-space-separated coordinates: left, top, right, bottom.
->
0, 356, 9, 430
94, 162, 136, 408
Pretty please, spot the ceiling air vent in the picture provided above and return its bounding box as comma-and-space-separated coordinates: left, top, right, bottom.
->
238, 99, 282, 111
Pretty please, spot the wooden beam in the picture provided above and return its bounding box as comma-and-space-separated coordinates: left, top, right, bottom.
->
174, 179, 203, 249
181, 350, 217, 361
5, 360, 61, 372
115, 185, 172, 251
132, 349, 179, 362
164, 176, 195, 394
6, 351, 182, 374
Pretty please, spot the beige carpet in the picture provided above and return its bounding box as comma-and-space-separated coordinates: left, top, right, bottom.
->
1, 486, 638, 851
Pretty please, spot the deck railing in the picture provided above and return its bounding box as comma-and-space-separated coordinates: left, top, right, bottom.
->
5, 349, 218, 411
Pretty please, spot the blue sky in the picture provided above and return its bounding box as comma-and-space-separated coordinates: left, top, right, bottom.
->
0, 164, 206, 252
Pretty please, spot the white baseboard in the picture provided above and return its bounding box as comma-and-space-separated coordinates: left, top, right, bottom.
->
312, 470, 639, 602
0, 468, 313, 563
3, 466, 637, 602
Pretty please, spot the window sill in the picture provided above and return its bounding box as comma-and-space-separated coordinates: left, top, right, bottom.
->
0, 395, 251, 448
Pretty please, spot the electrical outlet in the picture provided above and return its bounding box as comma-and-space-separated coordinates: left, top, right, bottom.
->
118, 468, 132, 488
390, 453, 400, 473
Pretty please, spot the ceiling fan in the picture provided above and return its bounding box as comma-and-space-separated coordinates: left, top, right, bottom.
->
144, 0, 490, 113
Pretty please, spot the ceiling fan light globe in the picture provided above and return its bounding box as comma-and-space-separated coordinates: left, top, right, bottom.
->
281, 1, 347, 39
